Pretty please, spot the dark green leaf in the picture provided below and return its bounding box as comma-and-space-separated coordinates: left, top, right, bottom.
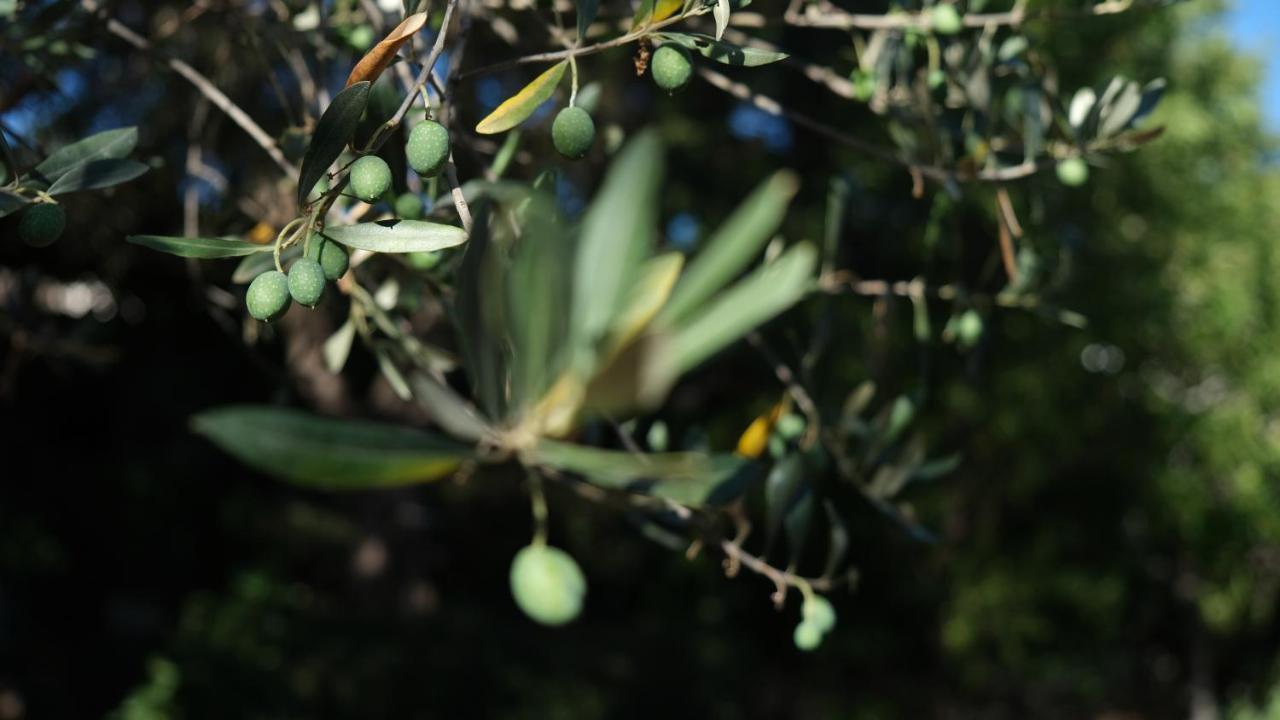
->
127, 235, 271, 258
0, 189, 29, 219
47, 158, 148, 195
298, 81, 371, 206
764, 453, 806, 551
577, 0, 599, 40
530, 440, 755, 508
822, 500, 849, 578
655, 32, 788, 67
32, 127, 137, 185
321, 219, 467, 253
192, 405, 471, 490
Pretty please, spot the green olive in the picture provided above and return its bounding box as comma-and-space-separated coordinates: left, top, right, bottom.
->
349, 155, 392, 202
406, 121, 451, 177
552, 107, 595, 160
288, 258, 326, 307
18, 203, 66, 246
305, 233, 350, 280
246, 270, 292, 321
652, 45, 693, 93
509, 544, 586, 626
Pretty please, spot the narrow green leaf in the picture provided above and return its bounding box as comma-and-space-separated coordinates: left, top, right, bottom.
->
655, 32, 788, 67
576, 0, 599, 40
764, 453, 806, 551
508, 189, 574, 409
475, 62, 568, 135
324, 320, 357, 374
47, 158, 148, 195
669, 242, 817, 373
321, 219, 467, 253
32, 127, 137, 185
409, 372, 492, 442
127, 235, 271, 258
192, 405, 471, 490
529, 440, 754, 508
572, 131, 663, 367
822, 500, 849, 578
660, 170, 798, 326
0, 126, 16, 185
298, 81, 371, 206
0, 189, 29, 219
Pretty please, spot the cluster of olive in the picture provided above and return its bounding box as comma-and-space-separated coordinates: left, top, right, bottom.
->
16, 201, 66, 246
546, 42, 695, 161
245, 120, 452, 322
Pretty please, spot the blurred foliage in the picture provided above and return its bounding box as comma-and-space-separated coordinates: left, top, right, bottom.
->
2, 0, 1279, 718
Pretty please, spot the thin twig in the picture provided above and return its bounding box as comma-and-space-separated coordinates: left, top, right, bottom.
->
80, 0, 298, 179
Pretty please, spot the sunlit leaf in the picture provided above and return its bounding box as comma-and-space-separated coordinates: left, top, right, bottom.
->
193, 406, 471, 490
661, 170, 799, 326
298, 81, 371, 206
321, 219, 467, 253
475, 61, 568, 135
712, 0, 730, 41
669, 242, 817, 373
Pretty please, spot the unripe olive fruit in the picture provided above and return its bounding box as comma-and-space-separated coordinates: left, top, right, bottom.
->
955, 309, 984, 348
18, 203, 66, 246
349, 24, 375, 51
802, 596, 837, 634
288, 258, 326, 307
280, 127, 309, 162
930, 4, 964, 35
349, 155, 392, 202
552, 107, 595, 160
246, 270, 292, 321
407, 251, 441, 270
395, 192, 423, 220
1056, 156, 1090, 187
305, 233, 350, 280
652, 44, 693, 93
927, 69, 947, 90
406, 120, 450, 177
794, 620, 823, 651
509, 544, 586, 626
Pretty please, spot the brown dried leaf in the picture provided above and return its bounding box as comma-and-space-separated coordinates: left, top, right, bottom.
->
345, 12, 429, 88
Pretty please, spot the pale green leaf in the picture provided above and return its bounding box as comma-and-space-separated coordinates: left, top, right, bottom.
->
321, 219, 467, 253
127, 235, 271, 258
475, 62, 568, 135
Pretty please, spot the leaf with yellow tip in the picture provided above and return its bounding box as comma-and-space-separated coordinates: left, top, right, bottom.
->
345, 12, 429, 88
475, 61, 569, 135
631, 0, 683, 30
603, 252, 684, 361
735, 396, 792, 458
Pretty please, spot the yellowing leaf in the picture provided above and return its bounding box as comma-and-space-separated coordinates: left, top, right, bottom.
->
735, 396, 792, 458
603, 252, 684, 361
345, 12, 429, 88
631, 0, 683, 29
475, 61, 569, 135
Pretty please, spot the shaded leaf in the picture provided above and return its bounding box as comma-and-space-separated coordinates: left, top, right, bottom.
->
0, 189, 29, 219
127, 235, 271, 258
345, 12, 428, 88
324, 320, 357, 374
529, 440, 754, 507
409, 372, 492, 442
32, 127, 137, 185
822, 500, 850, 578
764, 453, 806, 551
655, 32, 788, 67
298, 81, 371, 206
660, 171, 798, 326
192, 406, 471, 490
322, 219, 467, 253
47, 158, 148, 195
576, 0, 599, 40
475, 62, 568, 135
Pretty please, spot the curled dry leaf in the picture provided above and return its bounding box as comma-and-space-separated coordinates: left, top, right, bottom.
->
345, 12, 429, 88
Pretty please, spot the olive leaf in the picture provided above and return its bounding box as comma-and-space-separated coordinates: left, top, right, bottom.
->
127, 235, 271, 258
298, 81, 371, 206
193, 406, 471, 490
321, 219, 468, 253
475, 61, 568, 135
31, 127, 137, 187
655, 32, 788, 67
47, 158, 148, 195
